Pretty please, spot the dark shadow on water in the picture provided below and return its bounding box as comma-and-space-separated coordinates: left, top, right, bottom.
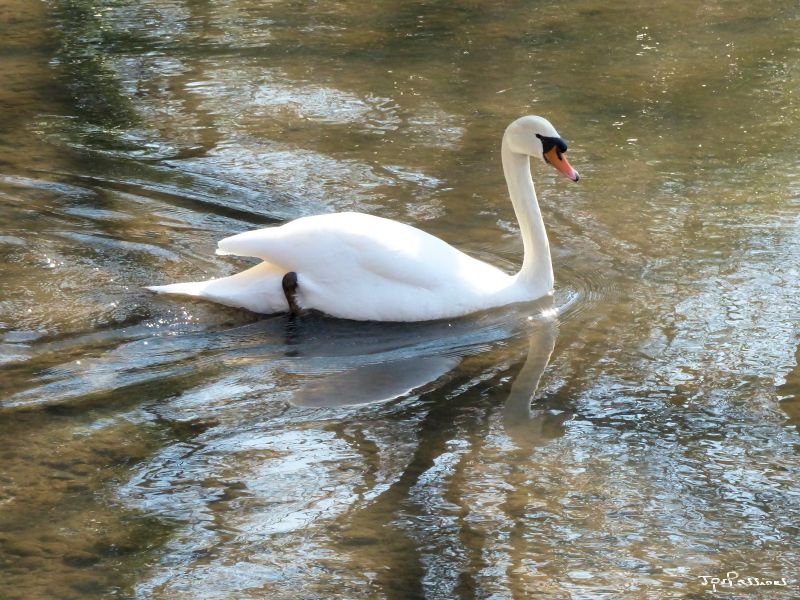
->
53, 0, 140, 129
291, 355, 461, 407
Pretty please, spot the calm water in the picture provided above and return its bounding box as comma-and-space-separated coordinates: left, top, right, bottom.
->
1, 0, 799, 598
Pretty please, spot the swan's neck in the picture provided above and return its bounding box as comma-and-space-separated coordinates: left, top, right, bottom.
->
501, 139, 553, 292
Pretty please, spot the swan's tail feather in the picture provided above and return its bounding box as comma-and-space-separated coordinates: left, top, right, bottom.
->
146, 262, 289, 315
146, 281, 209, 296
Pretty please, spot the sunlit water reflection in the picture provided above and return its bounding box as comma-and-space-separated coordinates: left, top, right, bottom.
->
1, 0, 799, 598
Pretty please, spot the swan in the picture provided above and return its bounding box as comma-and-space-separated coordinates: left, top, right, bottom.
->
147, 115, 579, 321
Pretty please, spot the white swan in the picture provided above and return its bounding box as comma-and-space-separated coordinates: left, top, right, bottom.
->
147, 115, 579, 321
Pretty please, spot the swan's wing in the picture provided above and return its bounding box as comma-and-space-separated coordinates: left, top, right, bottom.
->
215, 220, 296, 262
215, 212, 489, 291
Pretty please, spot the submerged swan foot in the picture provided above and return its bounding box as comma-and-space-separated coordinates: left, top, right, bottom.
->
282, 271, 301, 316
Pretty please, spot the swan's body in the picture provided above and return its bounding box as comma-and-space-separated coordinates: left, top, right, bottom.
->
154, 212, 532, 321
148, 116, 578, 322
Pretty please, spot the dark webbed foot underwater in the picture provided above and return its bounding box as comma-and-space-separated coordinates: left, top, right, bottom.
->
282, 271, 301, 317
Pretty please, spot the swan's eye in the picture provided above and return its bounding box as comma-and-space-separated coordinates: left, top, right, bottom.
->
536, 134, 568, 159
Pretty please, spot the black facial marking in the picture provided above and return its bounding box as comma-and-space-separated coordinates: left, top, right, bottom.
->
536, 134, 568, 160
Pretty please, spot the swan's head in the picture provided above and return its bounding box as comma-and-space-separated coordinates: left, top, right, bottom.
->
504, 115, 579, 182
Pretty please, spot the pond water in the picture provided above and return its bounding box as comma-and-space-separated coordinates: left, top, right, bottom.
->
1, 0, 799, 598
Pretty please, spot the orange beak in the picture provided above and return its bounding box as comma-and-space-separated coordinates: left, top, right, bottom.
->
544, 146, 579, 182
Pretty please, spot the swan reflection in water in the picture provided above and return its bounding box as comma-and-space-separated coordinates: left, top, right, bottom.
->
502, 314, 573, 448
290, 296, 571, 447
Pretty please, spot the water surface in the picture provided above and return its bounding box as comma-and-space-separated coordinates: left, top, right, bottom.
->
1, 0, 799, 598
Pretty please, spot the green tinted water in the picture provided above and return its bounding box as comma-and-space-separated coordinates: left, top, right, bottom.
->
1, 0, 799, 598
